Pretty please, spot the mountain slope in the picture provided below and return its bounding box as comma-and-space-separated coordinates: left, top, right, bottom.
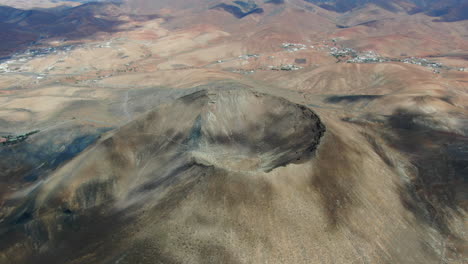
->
0, 3, 133, 55
1, 86, 463, 263
303, 0, 468, 21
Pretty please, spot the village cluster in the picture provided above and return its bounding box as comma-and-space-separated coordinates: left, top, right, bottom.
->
0, 45, 79, 74
329, 45, 452, 73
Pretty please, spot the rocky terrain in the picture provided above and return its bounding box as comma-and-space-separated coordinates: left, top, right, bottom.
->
0, 0, 466, 263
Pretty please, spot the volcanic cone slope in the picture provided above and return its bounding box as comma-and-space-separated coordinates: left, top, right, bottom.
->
1, 87, 329, 263
2, 86, 456, 264
35, 87, 326, 209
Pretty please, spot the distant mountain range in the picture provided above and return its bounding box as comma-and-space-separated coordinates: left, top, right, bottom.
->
0, 2, 157, 55
22, 0, 466, 22
0, 0, 466, 56
120, 0, 468, 22
304, 0, 468, 21
0, 3, 113, 52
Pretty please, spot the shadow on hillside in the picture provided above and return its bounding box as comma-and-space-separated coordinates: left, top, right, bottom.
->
210, 3, 264, 19
346, 109, 467, 238
0, 3, 164, 57
386, 109, 467, 238
325, 94, 383, 103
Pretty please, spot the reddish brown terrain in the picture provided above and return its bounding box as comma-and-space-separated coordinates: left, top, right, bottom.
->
0, 0, 467, 263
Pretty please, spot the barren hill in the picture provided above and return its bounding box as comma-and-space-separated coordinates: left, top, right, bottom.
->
0, 0, 466, 263
1, 86, 466, 263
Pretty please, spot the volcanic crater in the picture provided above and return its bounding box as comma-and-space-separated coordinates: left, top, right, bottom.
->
182, 88, 326, 172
